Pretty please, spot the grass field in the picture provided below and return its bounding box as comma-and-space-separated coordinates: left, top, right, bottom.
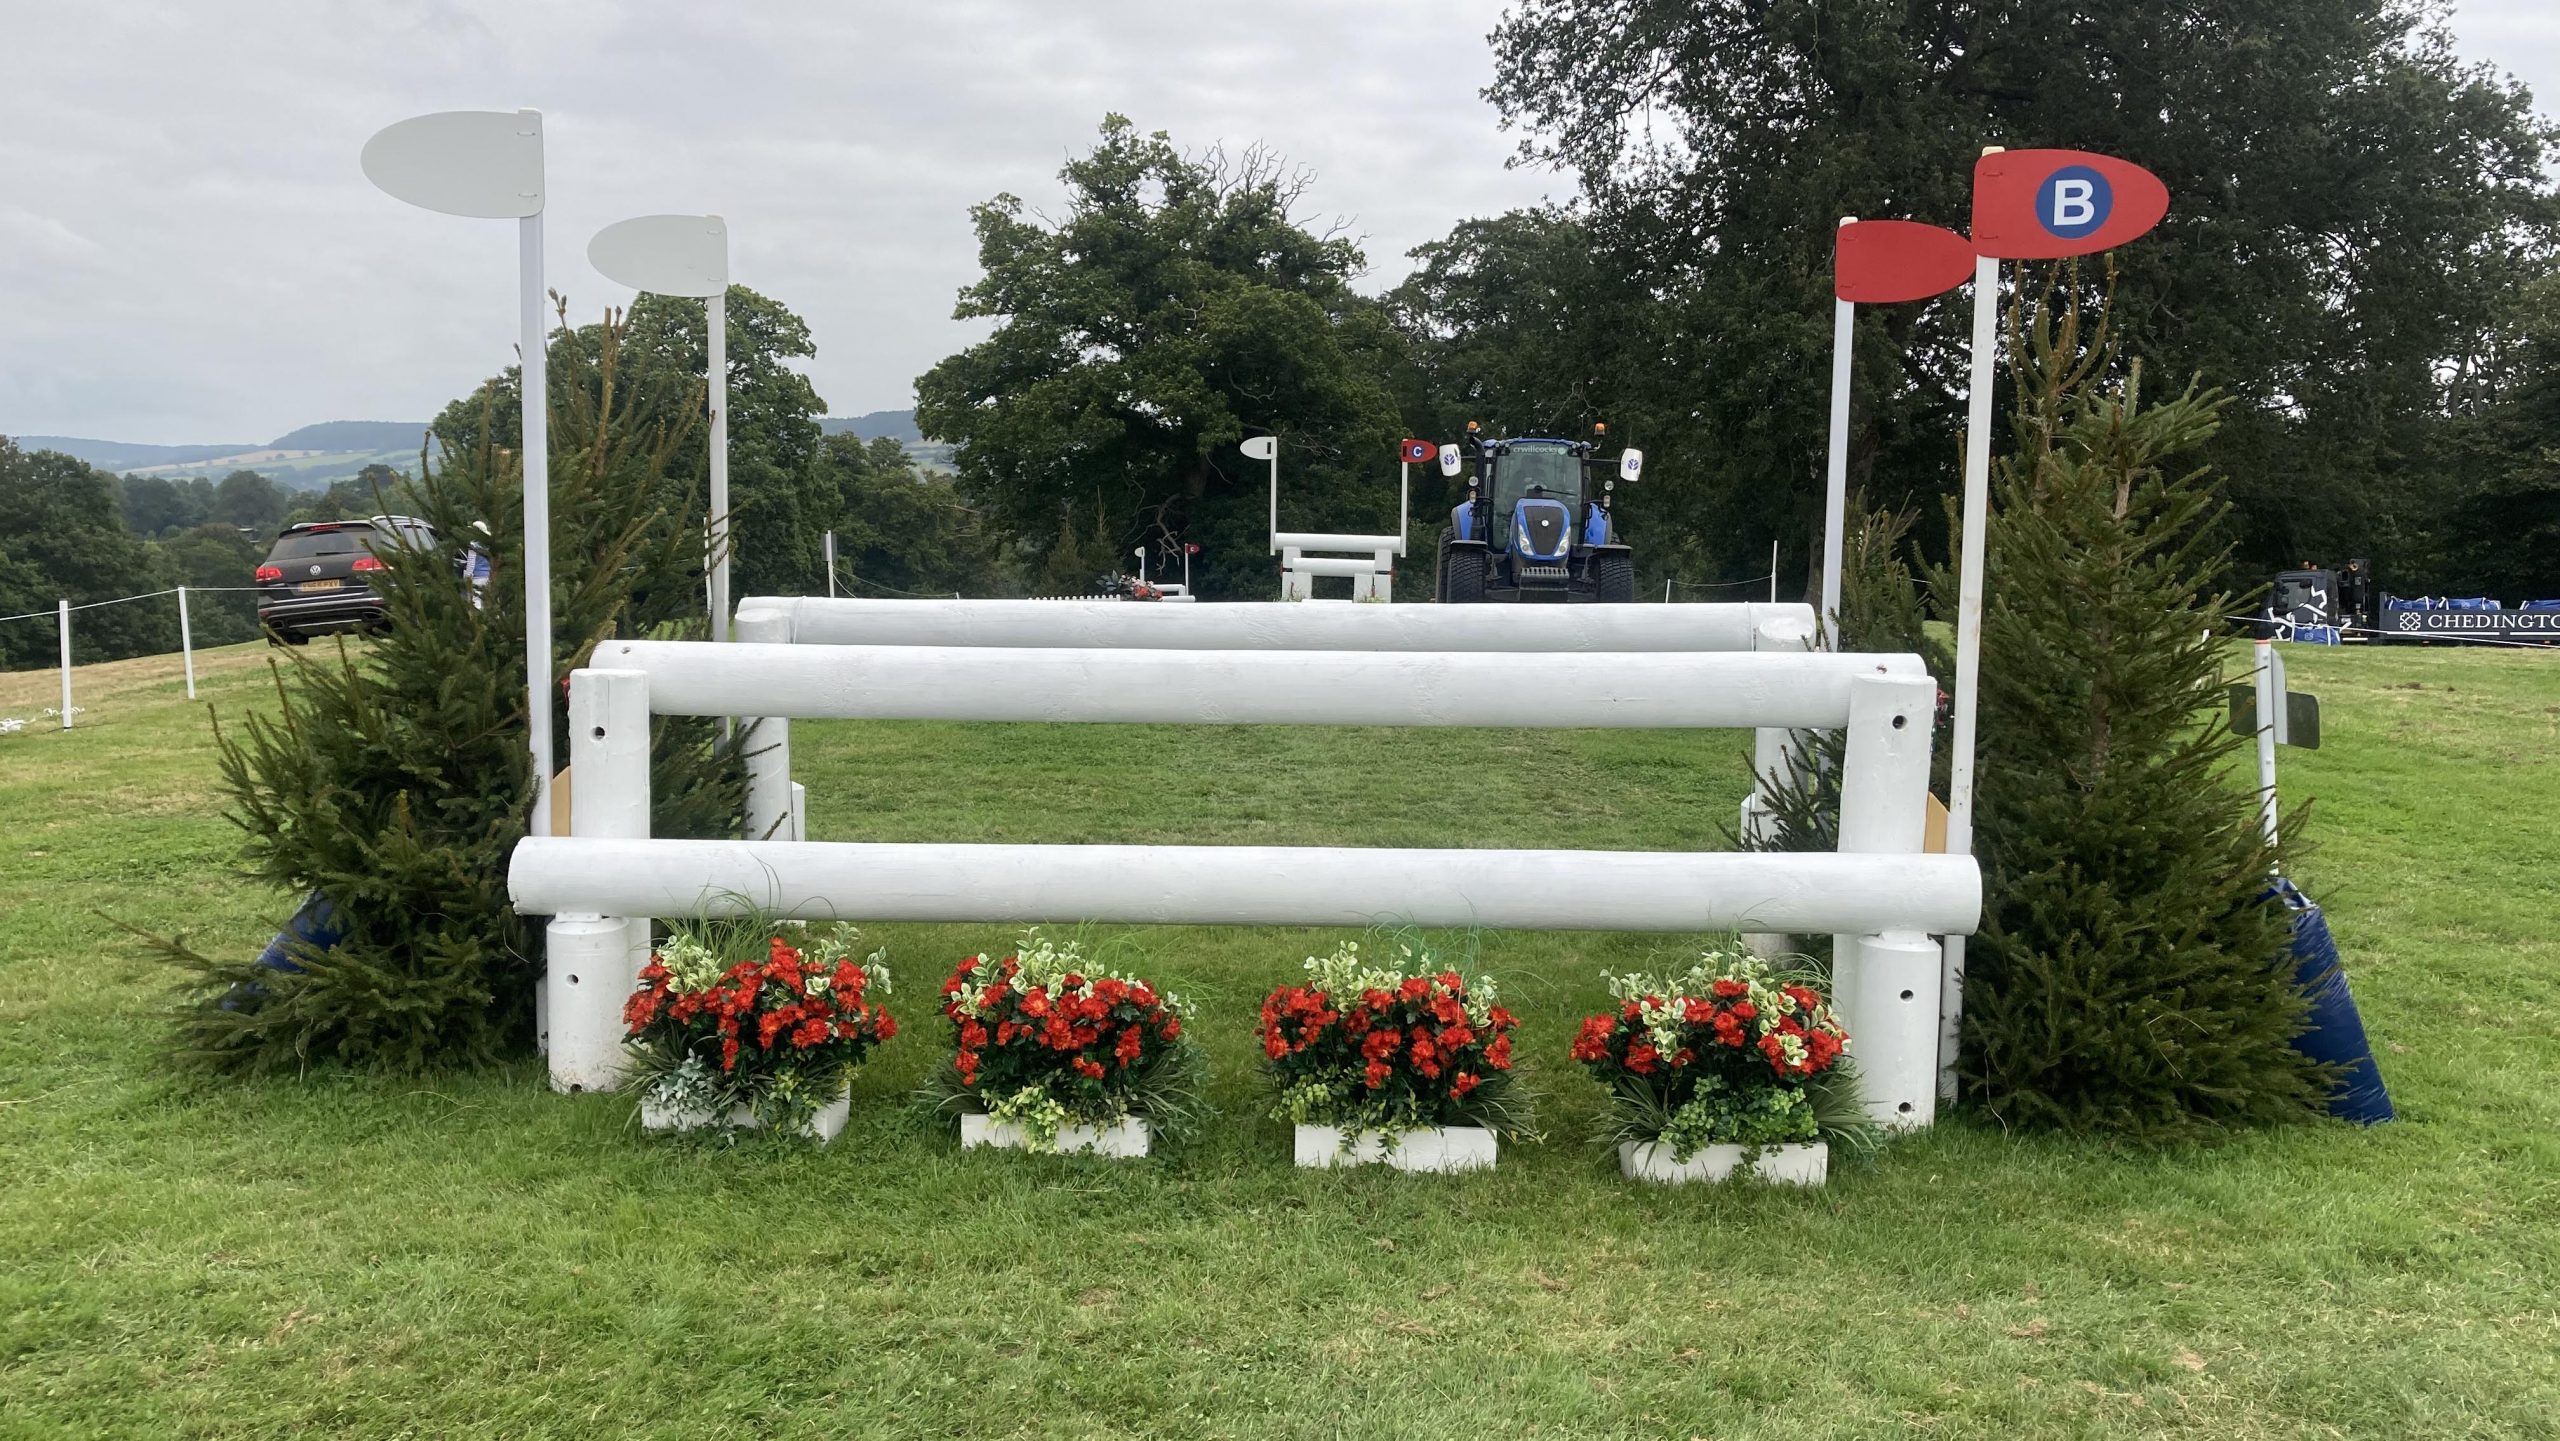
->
2, 637, 2557, 1438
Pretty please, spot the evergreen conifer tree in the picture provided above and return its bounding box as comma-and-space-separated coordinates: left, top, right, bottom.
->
1948, 271, 2325, 1136
161, 310, 743, 1072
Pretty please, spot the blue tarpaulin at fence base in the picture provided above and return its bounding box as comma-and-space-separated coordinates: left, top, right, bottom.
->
2270, 878, 2393, 1124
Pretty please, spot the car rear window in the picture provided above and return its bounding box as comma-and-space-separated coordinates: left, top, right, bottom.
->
267, 526, 383, 561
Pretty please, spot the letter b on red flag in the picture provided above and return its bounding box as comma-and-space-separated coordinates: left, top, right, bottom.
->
1972, 149, 2168, 259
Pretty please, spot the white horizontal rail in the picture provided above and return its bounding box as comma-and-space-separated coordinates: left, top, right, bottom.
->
512, 839, 1982, 934
735, 596, 1817, 654
1283, 555, 1394, 578
594, 640, 1924, 728
1274, 531, 1402, 554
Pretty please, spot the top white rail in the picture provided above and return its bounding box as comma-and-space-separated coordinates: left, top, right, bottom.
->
593, 639, 1924, 729
734, 596, 1816, 653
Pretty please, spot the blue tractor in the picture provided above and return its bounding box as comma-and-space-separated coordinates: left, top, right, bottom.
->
1435, 423, 1642, 603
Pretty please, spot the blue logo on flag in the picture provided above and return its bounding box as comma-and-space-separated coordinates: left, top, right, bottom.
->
2038, 165, 2113, 239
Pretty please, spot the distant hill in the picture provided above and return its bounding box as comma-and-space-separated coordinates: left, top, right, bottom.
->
820, 409, 922, 442
13, 436, 258, 470
268, 421, 430, 452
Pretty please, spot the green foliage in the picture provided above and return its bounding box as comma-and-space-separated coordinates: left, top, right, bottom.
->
1945, 271, 2327, 1137
157, 312, 745, 1073
1484, 0, 2560, 589
0, 438, 179, 668
435, 285, 834, 605
150, 525, 263, 646
811, 433, 993, 596
916, 116, 1406, 600
212, 469, 287, 536
2438, 274, 2560, 598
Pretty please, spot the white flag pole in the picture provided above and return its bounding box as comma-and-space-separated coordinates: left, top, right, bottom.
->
177, 585, 196, 699
1819, 216, 1857, 648
361, 106, 552, 835
56, 599, 72, 729
588, 214, 733, 642
519, 201, 555, 835
1938, 153, 2005, 1100
707, 281, 729, 641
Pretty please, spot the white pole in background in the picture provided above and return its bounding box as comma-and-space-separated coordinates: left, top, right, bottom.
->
1819, 215, 1857, 649
825, 531, 838, 598
1769, 539, 1779, 604
520, 204, 555, 835
362, 106, 554, 836
56, 599, 72, 729
707, 282, 729, 642
177, 585, 196, 699
586, 215, 733, 641
1937, 214, 2004, 1102
2253, 639, 2283, 855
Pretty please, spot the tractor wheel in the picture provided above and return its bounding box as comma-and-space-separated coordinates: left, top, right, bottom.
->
1595, 551, 1635, 603
1440, 537, 1487, 603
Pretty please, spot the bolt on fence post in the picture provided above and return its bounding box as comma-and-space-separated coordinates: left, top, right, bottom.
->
178, 586, 197, 700
57, 599, 73, 729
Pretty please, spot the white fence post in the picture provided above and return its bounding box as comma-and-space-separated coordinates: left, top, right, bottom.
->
177, 586, 197, 700
1835, 670, 1939, 1127
545, 667, 653, 1093
57, 600, 72, 729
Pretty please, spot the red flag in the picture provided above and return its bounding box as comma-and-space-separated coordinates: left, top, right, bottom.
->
1399, 438, 1436, 464
1971, 149, 2169, 260
1834, 220, 1975, 304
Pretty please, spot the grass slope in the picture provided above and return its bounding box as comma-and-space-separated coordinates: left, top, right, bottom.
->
1, 639, 2556, 1438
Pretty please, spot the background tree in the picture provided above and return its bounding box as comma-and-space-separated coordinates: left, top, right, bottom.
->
436, 285, 835, 608
2439, 274, 2560, 598
812, 433, 995, 596
212, 468, 287, 537
917, 116, 1407, 600
118, 473, 215, 537
150, 524, 264, 645
1486, 0, 2559, 593
0, 438, 178, 668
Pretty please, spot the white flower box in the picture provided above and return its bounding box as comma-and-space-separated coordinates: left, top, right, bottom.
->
959, 1112, 1151, 1158
1617, 1139, 1828, 1186
640, 1090, 851, 1143
1294, 1124, 1497, 1173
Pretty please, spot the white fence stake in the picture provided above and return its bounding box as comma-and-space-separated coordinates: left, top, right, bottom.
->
1770, 539, 1779, 603
177, 585, 197, 700
57, 599, 72, 729
824, 531, 838, 598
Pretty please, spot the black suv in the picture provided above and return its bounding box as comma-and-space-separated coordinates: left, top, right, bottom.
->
256, 515, 437, 644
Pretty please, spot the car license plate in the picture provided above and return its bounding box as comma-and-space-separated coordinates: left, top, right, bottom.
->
296, 579, 343, 593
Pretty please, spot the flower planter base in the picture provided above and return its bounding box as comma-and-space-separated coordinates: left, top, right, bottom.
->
1618, 1139, 1827, 1186
1295, 1124, 1496, 1173
641, 1091, 851, 1143
960, 1113, 1151, 1158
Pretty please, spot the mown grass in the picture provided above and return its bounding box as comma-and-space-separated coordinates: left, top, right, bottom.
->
2, 637, 2556, 1438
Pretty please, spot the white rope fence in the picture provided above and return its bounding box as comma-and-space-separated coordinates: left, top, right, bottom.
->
0, 584, 264, 728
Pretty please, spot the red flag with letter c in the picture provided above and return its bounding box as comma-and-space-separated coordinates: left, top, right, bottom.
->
1399, 439, 1436, 464
1972, 149, 2169, 259
1835, 220, 1975, 303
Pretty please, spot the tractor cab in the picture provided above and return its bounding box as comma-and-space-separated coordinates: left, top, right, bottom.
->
1437, 423, 1640, 603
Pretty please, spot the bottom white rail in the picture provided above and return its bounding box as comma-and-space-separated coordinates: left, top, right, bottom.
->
510, 838, 1980, 935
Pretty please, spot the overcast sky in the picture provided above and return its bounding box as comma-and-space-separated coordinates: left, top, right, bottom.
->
1, 0, 2553, 446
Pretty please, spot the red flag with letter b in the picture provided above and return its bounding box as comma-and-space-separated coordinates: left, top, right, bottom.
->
1835, 220, 1975, 303
1972, 149, 2169, 259
1399, 439, 1436, 464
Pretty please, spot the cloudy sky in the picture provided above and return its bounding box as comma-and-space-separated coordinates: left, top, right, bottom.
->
2, 0, 2553, 446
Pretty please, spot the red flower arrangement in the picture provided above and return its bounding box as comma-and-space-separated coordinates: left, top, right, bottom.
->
1572, 949, 1850, 1159
933, 932, 1199, 1149
1259, 939, 1523, 1134
623, 923, 896, 1136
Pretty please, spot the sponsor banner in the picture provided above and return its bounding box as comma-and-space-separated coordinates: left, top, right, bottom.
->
2387, 610, 2560, 640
